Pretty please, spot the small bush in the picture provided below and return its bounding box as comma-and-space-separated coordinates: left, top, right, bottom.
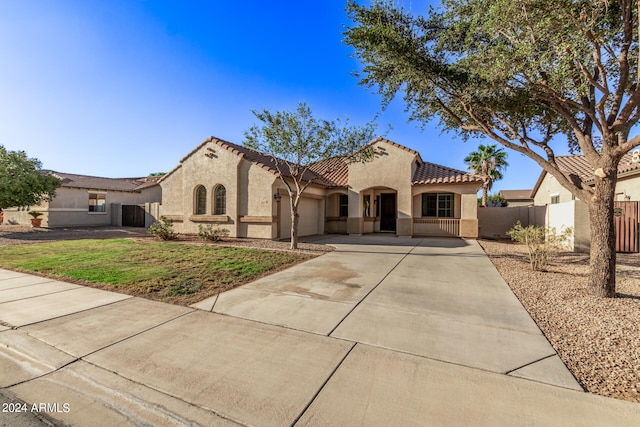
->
507, 221, 573, 271
198, 224, 230, 242
147, 217, 177, 241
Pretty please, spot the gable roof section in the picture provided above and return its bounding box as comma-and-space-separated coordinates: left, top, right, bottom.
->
531, 151, 640, 197
160, 136, 326, 184
499, 189, 534, 200
51, 172, 160, 192
162, 135, 482, 188
412, 162, 484, 185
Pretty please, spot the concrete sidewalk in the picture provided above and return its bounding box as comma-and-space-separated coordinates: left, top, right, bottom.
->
1, 235, 639, 426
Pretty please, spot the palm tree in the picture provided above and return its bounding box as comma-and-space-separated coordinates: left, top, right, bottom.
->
464, 144, 508, 207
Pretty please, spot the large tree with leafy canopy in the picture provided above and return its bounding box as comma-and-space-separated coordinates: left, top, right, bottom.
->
0, 146, 61, 210
464, 144, 509, 207
345, 0, 640, 297
244, 102, 377, 249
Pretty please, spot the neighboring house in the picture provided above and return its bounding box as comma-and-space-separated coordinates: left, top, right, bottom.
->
532, 151, 640, 205
3, 172, 161, 228
498, 189, 534, 207
531, 151, 640, 252
159, 136, 484, 239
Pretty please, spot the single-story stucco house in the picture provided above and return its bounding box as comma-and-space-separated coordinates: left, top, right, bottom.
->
3, 172, 161, 228
158, 136, 484, 239
531, 151, 640, 252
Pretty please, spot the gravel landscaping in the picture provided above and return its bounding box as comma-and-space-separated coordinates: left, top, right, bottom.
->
480, 239, 640, 403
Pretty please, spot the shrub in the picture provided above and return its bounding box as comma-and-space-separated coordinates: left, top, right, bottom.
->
28, 210, 43, 218
147, 217, 177, 241
477, 194, 509, 207
198, 224, 230, 242
507, 221, 573, 271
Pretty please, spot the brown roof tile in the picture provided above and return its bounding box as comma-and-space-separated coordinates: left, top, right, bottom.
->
412, 162, 484, 185
308, 156, 349, 187
51, 172, 159, 192
498, 189, 534, 200
554, 151, 640, 182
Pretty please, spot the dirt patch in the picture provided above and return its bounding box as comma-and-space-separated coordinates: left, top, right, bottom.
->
480, 239, 640, 403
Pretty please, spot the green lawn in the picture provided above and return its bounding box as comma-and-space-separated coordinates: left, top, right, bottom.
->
0, 239, 313, 305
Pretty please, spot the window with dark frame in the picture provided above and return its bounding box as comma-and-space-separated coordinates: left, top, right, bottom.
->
339, 194, 348, 217
421, 193, 454, 218
195, 186, 207, 214
214, 185, 226, 215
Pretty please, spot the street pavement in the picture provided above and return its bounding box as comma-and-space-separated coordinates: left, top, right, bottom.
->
1, 235, 639, 426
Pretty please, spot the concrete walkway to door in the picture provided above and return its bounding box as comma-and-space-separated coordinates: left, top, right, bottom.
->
2, 235, 640, 426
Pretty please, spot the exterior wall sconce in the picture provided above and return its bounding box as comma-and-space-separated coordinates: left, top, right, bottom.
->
274, 193, 282, 202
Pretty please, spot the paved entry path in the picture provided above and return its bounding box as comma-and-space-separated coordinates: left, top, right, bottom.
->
1, 235, 639, 426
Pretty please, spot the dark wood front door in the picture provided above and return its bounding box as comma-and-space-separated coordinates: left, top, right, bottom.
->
380, 193, 396, 232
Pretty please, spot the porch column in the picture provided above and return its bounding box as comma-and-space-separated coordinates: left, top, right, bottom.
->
459, 193, 479, 238
347, 190, 363, 235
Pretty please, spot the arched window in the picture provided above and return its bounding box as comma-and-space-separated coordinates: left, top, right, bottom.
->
214, 185, 226, 215
195, 186, 207, 215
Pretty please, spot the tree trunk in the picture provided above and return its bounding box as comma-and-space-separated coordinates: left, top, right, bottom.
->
290, 198, 298, 250
588, 170, 618, 298
482, 186, 488, 207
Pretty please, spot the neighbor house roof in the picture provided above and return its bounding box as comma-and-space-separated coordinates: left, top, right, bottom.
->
51, 172, 160, 193
161, 135, 482, 188
498, 189, 534, 201
531, 151, 640, 197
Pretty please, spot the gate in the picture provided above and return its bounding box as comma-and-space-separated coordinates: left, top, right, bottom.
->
614, 201, 638, 253
122, 205, 145, 227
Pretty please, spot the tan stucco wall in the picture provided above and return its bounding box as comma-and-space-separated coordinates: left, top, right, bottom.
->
347, 141, 417, 236
533, 173, 575, 206
159, 141, 280, 236
615, 174, 640, 201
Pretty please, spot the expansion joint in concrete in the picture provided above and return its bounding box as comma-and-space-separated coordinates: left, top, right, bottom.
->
290, 342, 357, 427
326, 239, 424, 337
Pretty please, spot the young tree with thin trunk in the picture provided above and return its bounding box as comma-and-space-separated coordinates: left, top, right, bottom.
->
345, 0, 640, 297
244, 102, 377, 249
465, 144, 509, 207
0, 146, 61, 210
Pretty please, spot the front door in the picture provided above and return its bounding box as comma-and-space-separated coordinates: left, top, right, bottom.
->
380, 193, 396, 232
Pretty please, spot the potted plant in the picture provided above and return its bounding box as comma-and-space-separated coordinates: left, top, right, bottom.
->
28, 210, 44, 227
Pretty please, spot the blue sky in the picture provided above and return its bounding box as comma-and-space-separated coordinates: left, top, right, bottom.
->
0, 0, 557, 193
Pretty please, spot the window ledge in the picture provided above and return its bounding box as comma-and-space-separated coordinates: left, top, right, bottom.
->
189, 215, 229, 223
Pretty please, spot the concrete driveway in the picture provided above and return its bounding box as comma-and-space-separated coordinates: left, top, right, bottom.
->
1, 235, 639, 426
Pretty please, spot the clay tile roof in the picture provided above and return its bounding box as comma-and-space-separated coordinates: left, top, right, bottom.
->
51, 172, 159, 192
498, 189, 534, 200
412, 162, 484, 185
554, 151, 640, 182
211, 136, 329, 184
308, 156, 349, 187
